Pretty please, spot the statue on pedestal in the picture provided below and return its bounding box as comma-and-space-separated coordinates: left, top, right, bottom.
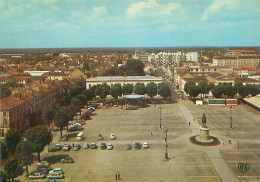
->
202, 113, 207, 128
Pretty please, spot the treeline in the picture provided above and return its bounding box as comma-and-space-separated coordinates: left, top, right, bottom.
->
102, 59, 145, 76
184, 81, 260, 99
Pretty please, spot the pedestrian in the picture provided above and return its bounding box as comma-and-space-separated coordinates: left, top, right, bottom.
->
188, 122, 191, 126
229, 140, 232, 144
115, 174, 117, 180
118, 173, 120, 180
151, 131, 153, 136
222, 140, 224, 146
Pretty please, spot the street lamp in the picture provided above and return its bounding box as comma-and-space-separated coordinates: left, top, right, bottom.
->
230, 106, 232, 129
159, 107, 162, 129
164, 128, 168, 160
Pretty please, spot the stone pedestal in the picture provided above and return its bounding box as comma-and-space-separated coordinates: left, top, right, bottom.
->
199, 127, 210, 140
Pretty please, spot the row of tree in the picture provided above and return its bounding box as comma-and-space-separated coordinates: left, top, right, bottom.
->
184, 81, 260, 99
94, 82, 172, 102
102, 59, 145, 76
1, 126, 52, 181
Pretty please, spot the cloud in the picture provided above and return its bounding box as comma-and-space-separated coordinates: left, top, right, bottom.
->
201, 0, 237, 21
93, 6, 107, 16
127, 0, 181, 19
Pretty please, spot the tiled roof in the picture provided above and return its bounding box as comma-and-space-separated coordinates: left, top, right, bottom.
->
1, 95, 25, 110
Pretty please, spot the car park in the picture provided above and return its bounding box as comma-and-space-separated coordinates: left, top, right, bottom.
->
100, 143, 107, 150
60, 156, 74, 164
83, 143, 89, 149
135, 142, 141, 150
73, 143, 80, 151
107, 143, 113, 150
62, 144, 71, 151
90, 143, 97, 149
29, 173, 45, 180
126, 143, 132, 150
48, 172, 64, 179
98, 134, 104, 140
143, 142, 149, 149
110, 134, 116, 140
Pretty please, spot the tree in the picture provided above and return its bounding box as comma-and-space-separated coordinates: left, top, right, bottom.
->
246, 84, 259, 96
1, 141, 8, 159
76, 94, 86, 106
71, 97, 83, 115
184, 81, 195, 94
16, 139, 33, 176
54, 106, 72, 137
69, 86, 84, 97
208, 83, 215, 91
0, 86, 11, 98
122, 84, 133, 95
25, 126, 52, 162
146, 82, 157, 99
234, 82, 244, 94
238, 85, 249, 98
212, 85, 225, 98
82, 89, 93, 102
42, 102, 60, 125
125, 59, 145, 76
198, 81, 208, 98
95, 83, 110, 102
188, 85, 201, 99
224, 85, 236, 98
101, 67, 117, 76
110, 83, 122, 103
1, 170, 7, 182
4, 158, 20, 181
158, 83, 171, 99
5, 129, 21, 157
134, 83, 146, 95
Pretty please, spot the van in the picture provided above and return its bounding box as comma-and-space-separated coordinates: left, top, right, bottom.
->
76, 132, 84, 141
49, 168, 63, 175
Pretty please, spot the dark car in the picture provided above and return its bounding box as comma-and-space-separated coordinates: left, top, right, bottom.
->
60, 156, 74, 164
49, 144, 62, 152
100, 143, 107, 150
68, 126, 83, 132
98, 134, 104, 140
126, 143, 132, 150
135, 142, 141, 150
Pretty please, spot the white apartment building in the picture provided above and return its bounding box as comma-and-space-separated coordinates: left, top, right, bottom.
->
185, 52, 198, 62
212, 56, 260, 68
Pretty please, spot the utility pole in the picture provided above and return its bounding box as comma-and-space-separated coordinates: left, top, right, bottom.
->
159, 107, 162, 129
164, 128, 168, 159
230, 106, 233, 128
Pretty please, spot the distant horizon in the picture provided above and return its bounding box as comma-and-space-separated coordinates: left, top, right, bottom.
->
1, 0, 260, 49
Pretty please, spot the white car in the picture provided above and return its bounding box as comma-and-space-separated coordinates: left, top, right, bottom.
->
107, 143, 113, 150
143, 142, 149, 149
72, 123, 81, 127
49, 168, 64, 175
110, 134, 116, 140
37, 161, 49, 168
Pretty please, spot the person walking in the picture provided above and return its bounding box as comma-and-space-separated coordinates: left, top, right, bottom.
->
188, 122, 191, 126
151, 131, 153, 136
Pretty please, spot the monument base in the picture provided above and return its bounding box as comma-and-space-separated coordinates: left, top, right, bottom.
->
190, 127, 220, 146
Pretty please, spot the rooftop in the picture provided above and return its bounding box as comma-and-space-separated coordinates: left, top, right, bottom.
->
86, 76, 163, 82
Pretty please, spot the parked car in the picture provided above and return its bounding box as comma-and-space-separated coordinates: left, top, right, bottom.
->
29, 173, 45, 180
143, 142, 149, 149
62, 144, 71, 151
88, 107, 95, 112
49, 168, 64, 175
107, 143, 113, 150
49, 144, 62, 152
125, 143, 132, 150
48, 172, 64, 179
110, 134, 116, 140
72, 123, 81, 127
68, 126, 83, 132
98, 134, 104, 140
37, 161, 49, 168
90, 143, 97, 149
83, 143, 89, 149
100, 143, 107, 150
135, 142, 141, 150
73, 143, 80, 151
60, 156, 74, 164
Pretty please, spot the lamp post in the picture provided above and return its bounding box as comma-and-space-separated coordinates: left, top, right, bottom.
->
159, 107, 162, 129
230, 106, 232, 128
164, 128, 168, 159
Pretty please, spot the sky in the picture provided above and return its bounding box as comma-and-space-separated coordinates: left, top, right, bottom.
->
0, 0, 259, 48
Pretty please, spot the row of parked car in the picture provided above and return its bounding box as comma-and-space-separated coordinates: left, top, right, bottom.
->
29, 161, 65, 180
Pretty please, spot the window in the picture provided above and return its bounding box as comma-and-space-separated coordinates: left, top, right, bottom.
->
3, 119, 7, 125
0, 129, 4, 137
3, 112, 6, 116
